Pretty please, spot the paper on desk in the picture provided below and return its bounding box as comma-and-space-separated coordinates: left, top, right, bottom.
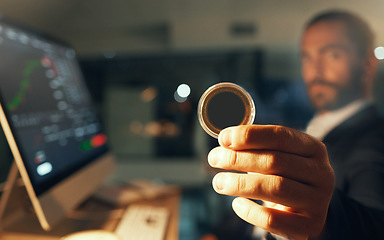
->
93, 180, 179, 207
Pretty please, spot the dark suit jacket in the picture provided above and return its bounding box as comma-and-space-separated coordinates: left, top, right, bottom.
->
212, 105, 384, 240
316, 105, 384, 239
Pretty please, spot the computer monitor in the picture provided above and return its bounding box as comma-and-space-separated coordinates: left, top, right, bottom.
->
0, 17, 115, 231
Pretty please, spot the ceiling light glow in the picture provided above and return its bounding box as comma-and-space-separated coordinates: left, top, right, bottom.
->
374, 46, 384, 60
177, 84, 191, 98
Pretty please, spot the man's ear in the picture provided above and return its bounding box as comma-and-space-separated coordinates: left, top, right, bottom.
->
367, 49, 379, 74
363, 49, 379, 99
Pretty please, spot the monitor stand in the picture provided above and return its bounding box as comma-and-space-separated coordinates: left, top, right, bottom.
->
0, 162, 117, 240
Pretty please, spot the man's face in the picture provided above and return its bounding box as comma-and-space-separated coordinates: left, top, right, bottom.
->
301, 21, 365, 113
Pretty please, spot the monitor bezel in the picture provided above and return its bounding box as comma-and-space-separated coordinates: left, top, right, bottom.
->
0, 16, 115, 231
0, 16, 111, 196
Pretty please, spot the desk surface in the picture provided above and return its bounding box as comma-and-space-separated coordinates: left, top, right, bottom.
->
0, 190, 181, 240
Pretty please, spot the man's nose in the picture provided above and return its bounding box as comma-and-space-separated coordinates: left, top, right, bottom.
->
308, 59, 324, 82
315, 58, 324, 77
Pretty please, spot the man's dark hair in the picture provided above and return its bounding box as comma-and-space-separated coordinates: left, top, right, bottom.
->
305, 10, 375, 58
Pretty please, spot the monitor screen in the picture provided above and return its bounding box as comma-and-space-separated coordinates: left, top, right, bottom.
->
0, 19, 109, 197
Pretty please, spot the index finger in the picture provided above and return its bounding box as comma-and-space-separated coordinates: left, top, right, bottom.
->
218, 125, 326, 158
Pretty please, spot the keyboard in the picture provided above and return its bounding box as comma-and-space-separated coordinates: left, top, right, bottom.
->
115, 204, 170, 240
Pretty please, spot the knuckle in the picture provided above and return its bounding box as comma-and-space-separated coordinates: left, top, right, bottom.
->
274, 177, 284, 193
237, 125, 257, 147
317, 164, 335, 191
271, 125, 289, 147
271, 125, 286, 135
264, 151, 282, 171
228, 150, 238, 167
269, 176, 285, 196
236, 174, 247, 192
318, 141, 328, 154
316, 141, 328, 158
240, 126, 252, 146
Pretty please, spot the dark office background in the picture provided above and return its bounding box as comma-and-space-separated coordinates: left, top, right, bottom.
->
0, 0, 383, 163
0, 2, 383, 239
0, 0, 384, 187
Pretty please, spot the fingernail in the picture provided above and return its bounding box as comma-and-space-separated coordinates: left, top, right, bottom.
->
213, 174, 226, 191
220, 129, 232, 147
232, 197, 246, 210
232, 198, 241, 209
208, 148, 218, 166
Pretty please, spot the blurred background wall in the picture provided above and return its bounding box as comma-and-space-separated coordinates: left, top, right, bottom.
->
0, 0, 383, 182
0, 1, 383, 75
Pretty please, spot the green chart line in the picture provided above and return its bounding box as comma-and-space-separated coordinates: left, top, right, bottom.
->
7, 59, 42, 111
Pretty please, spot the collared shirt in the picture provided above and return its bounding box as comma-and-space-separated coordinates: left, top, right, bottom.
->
305, 99, 370, 140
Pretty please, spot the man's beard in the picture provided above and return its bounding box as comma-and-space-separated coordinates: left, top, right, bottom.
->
307, 71, 364, 112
